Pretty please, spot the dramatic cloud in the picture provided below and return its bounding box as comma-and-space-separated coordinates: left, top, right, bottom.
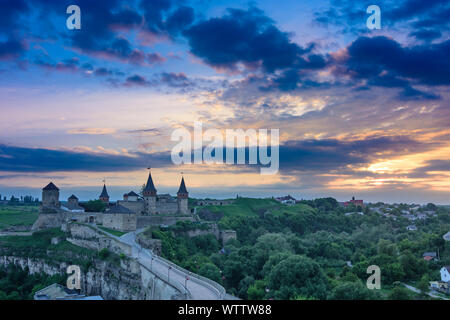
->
332, 36, 450, 98
279, 135, 429, 173
0, 40, 25, 60
183, 7, 326, 90
315, 0, 450, 32
0, 144, 170, 172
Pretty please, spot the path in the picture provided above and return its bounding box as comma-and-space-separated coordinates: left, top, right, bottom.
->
403, 283, 449, 300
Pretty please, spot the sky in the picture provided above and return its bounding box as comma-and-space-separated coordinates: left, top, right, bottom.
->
0, 0, 449, 203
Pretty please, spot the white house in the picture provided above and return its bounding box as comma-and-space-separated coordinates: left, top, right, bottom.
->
440, 266, 450, 282
443, 231, 450, 242
275, 195, 297, 205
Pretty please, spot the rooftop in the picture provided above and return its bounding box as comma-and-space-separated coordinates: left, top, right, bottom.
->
43, 182, 59, 191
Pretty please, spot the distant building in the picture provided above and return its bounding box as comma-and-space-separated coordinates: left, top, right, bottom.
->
196, 199, 235, 206
406, 225, 417, 231
423, 252, 438, 261
440, 266, 450, 282
33, 170, 195, 232
42, 182, 61, 211
61, 195, 85, 213
443, 231, 450, 242
34, 283, 102, 300
99, 184, 110, 203
345, 212, 364, 216
343, 196, 364, 208
275, 195, 296, 205
123, 191, 139, 202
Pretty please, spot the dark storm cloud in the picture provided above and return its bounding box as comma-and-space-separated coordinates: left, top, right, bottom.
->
0, 134, 428, 174
183, 7, 327, 91
34, 57, 80, 72
123, 72, 194, 88
0, 144, 170, 173
384, 0, 448, 22
409, 29, 442, 41
315, 0, 449, 31
184, 7, 302, 71
0, 40, 26, 60
0, 0, 29, 60
27, 0, 148, 62
125, 74, 150, 87
0, 0, 28, 32
278, 135, 427, 172
160, 72, 191, 87
94, 67, 113, 77
140, 0, 195, 36
333, 36, 450, 99
165, 6, 195, 35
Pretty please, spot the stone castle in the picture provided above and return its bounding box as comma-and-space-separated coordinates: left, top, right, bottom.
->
32, 170, 195, 232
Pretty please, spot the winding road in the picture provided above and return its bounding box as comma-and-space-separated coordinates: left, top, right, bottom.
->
118, 229, 225, 300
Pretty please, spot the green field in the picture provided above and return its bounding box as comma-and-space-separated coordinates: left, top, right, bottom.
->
197, 197, 280, 218
0, 206, 39, 230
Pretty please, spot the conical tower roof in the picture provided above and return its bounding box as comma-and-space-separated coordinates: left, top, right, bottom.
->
100, 184, 109, 198
43, 182, 59, 191
144, 171, 157, 193
177, 177, 188, 194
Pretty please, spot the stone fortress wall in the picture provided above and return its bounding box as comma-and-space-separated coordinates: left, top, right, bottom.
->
103, 213, 137, 232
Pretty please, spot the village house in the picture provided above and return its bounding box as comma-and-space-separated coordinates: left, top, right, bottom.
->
275, 195, 297, 205
443, 231, 450, 242
343, 196, 364, 208
441, 266, 450, 282
423, 252, 438, 261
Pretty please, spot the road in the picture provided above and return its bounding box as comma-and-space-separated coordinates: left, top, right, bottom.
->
119, 229, 223, 300
403, 283, 449, 300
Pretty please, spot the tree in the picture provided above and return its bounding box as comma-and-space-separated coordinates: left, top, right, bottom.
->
400, 253, 427, 281
198, 263, 222, 284
328, 281, 381, 300
417, 274, 430, 295
81, 200, 107, 212
388, 286, 411, 300
247, 280, 267, 300
268, 255, 328, 299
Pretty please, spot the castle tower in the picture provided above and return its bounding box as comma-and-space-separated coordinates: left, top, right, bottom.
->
99, 184, 110, 203
177, 176, 189, 215
42, 182, 60, 210
68, 194, 79, 207
143, 170, 157, 215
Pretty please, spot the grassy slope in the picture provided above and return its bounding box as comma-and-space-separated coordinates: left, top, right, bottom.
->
97, 226, 127, 237
197, 197, 316, 223
199, 197, 280, 218
0, 206, 39, 229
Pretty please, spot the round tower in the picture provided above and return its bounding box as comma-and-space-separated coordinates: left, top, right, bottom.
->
42, 182, 60, 209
